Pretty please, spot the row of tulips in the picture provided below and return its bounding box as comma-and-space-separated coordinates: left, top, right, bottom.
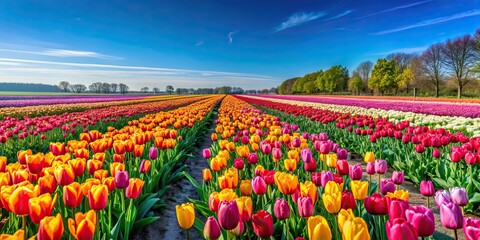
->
236, 95, 480, 212
248, 95, 480, 135
179, 95, 480, 240
0, 95, 222, 239
0, 95, 147, 108
0, 95, 209, 159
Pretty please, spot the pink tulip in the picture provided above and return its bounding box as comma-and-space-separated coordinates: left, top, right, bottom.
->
252, 176, 267, 195
297, 197, 314, 218
218, 200, 240, 230
374, 159, 387, 174
203, 148, 211, 159
386, 218, 418, 240
274, 198, 290, 220
204, 216, 221, 240
420, 180, 435, 197
463, 217, 480, 240
439, 202, 463, 230
406, 205, 435, 237
388, 198, 409, 220
392, 171, 404, 185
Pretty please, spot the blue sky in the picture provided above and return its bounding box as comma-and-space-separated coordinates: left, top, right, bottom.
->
0, 0, 478, 90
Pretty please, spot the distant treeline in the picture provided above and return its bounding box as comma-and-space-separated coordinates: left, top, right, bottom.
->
0, 82, 60, 92
174, 86, 277, 95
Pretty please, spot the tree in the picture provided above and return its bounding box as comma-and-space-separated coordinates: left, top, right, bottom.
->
421, 43, 444, 97
58, 81, 70, 92
88, 82, 102, 93
396, 67, 415, 94
348, 74, 363, 95
442, 34, 478, 98
474, 28, 480, 73
166, 85, 174, 94
152, 87, 160, 94
293, 71, 321, 94
387, 52, 416, 71
355, 61, 373, 86
278, 77, 299, 94
368, 59, 400, 95
71, 84, 87, 93
141, 87, 149, 93
119, 83, 129, 94
316, 66, 348, 93
101, 83, 111, 94
110, 83, 118, 93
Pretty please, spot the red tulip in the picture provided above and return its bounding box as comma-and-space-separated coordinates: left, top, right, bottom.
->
364, 193, 388, 215
341, 190, 356, 210
252, 210, 274, 238
336, 160, 349, 176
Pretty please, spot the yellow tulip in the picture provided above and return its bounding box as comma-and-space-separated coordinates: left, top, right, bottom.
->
364, 152, 375, 163
322, 192, 341, 214
284, 159, 297, 172
324, 181, 341, 195
274, 172, 298, 195
350, 181, 369, 200
343, 217, 370, 240
386, 190, 409, 200
307, 215, 332, 240
326, 154, 337, 168
300, 181, 318, 203
218, 188, 238, 202
176, 203, 195, 229
337, 209, 355, 232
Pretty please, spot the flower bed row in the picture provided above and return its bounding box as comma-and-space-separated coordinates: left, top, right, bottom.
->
0, 95, 147, 108
0, 95, 222, 239
0, 95, 210, 159
180, 95, 479, 240
249, 95, 480, 135
236, 95, 480, 212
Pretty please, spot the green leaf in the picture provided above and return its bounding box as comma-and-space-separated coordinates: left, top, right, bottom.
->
469, 193, 480, 204
110, 212, 124, 239
136, 197, 160, 221
431, 177, 448, 190
131, 217, 160, 235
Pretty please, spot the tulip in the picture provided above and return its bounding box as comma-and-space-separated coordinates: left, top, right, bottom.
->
38, 175, 57, 194
364, 152, 375, 163
386, 218, 418, 240
262, 170, 275, 185
274, 172, 298, 195
176, 202, 195, 229
342, 217, 370, 240
240, 180, 252, 196
366, 162, 375, 175
38, 214, 64, 240
440, 202, 463, 230
298, 196, 314, 218
337, 148, 348, 160
349, 164, 362, 181
139, 160, 151, 174
292, 137, 301, 148
387, 190, 409, 201
63, 182, 83, 208
284, 158, 297, 171
465, 152, 477, 165
435, 189, 451, 207
29, 193, 57, 224
320, 143, 330, 154
272, 147, 282, 160
218, 200, 240, 230
304, 159, 317, 172
323, 191, 341, 214
336, 159, 349, 176
320, 171, 333, 188
450, 187, 469, 207
133, 144, 144, 158
274, 198, 290, 220
252, 210, 274, 238
326, 154, 337, 168
148, 147, 158, 160
307, 215, 332, 240
88, 184, 108, 211
230, 221, 244, 236
126, 178, 144, 199
420, 180, 435, 197
0, 230, 24, 239
341, 190, 356, 210
68, 210, 96, 240
463, 217, 480, 240
350, 180, 368, 200
247, 153, 258, 164
203, 148, 212, 159
450, 150, 463, 162
301, 148, 313, 163
433, 148, 441, 158
374, 159, 387, 174
208, 192, 220, 212
9, 185, 37, 216
237, 196, 253, 222
250, 176, 266, 195
311, 172, 322, 187
380, 179, 396, 195
405, 205, 435, 237
204, 216, 221, 240
203, 168, 212, 182
233, 158, 244, 170
114, 170, 129, 189
388, 198, 409, 220
392, 171, 404, 185
364, 193, 388, 215
54, 163, 75, 186
337, 209, 354, 232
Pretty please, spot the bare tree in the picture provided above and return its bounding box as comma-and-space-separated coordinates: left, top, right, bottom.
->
119, 83, 129, 94
71, 84, 87, 93
387, 52, 416, 71
442, 34, 478, 98
166, 85, 174, 94
141, 87, 149, 93
152, 87, 160, 94
58, 81, 70, 92
421, 43, 444, 97
101, 83, 111, 94
355, 61, 373, 84
110, 83, 118, 93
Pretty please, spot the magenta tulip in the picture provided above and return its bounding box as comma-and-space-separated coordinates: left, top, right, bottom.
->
218, 200, 240, 230
433, 148, 441, 158
392, 171, 404, 185
388, 198, 409, 220
203, 148, 211, 159
252, 176, 267, 195
439, 202, 463, 230
386, 218, 418, 240
320, 171, 333, 188
420, 180, 435, 197
366, 162, 375, 175
337, 148, 348, 160
297, 197, 314, 218
204, 216, 221, 240
311, 172, 322, 187
114, 170, 129, 189
375, 159, 387, 174
301, 148, 312, 163
247, 153, 258, 164
380, 179, 396, 195
274, 198, 290, 220
272, 148, 282, 160
234, 158, 245, 170
405, 205, 435, 237
349, 164, 363, 181
463, 217, 480, 240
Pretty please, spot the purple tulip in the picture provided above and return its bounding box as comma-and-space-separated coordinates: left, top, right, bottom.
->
337, 148, 348, 160
349, 164, 363, 181
392, 171, 404, 185
320, 171, 333, 188
149, 147, 158, 160
375, 159, 387, 174
301, 148, 313, 163
114, 170, 129, 189
274, 198, 290, 220
406, 205, 435, 237
297, 197, 314, 218
218, 200, 240, 230
420, 180, 435, 197
435, 190, 451, 207
331, 143, 339, 153
366, 162, 376, 175
380, 179, 396, 195
203, 148, 212, 159
439, 202, 463, 230
450, 187, 469, 207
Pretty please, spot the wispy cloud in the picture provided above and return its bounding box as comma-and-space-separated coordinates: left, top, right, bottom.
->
194, 41, 204, 47
0, 57, 280, 90
274, 12, 326, 32
0, 48, 122, 60
370, 46, 429, 56
323, 10, 354, 21
375, 9, 480, 35
357, 0, 432, 19
228, 31, 239, 44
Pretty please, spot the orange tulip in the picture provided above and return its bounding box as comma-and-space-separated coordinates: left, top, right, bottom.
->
133, 144, 145, 158
69, 158, 86, 177
38, 175, 57, 194
10, 184, 37, 216
284, 159, 297, 172
79, 133, 92, 143
12, 169, 30, 184
68, 210, 96, 240
29, 193, 57, 224
89, 140, 108, 153
92, 152, 106, 162
87, 160, 103, 175
38, 213, 64, 240
102, 177, 115, 192
113, 141, 126, 154
203, 169, 212, 182
240, 179, 253, 196
126, 178, 144, 199
17, 149, 32, 164
109, 162, 125, 177
88, 184, 108, 210
274, 172, 298, 195
54, 164, 75, 186
124, 140, 135, 152
0, 156, 7, 172
0, 229, 24, 239
112, 153, 125, 163
63, 182, 83, 208
94, 170, 108, 181
49, 142, 66, 156
301, 181, 318, 203
0, 172, 11, 188
218, 188, 238, 202
81, 178, 101, 196
211, 133, 218, 141
25, 153, 45, 174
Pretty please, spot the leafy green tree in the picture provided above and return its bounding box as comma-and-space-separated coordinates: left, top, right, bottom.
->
278, 77, 299, 94
348, 74, 363, 95
292, 71, 321, 94
396, 67, 415, 94
316, 66, 348, 93
368, 59, 399, 95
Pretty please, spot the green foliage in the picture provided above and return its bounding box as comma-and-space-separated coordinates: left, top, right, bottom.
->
396, 67, 414, 90
278, 78, 299, 94
368, 59, 400, 94
316, 65, 348, 93
292, 71, 322, 93
348, 74, 363, 95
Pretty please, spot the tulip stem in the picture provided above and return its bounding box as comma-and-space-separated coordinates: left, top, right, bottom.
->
426, 196, 430, 209
284, 219, 290, 240
377, 174, 381, 193
22, 215, 27, 240
454, 229, 458, 240
186, 229, 190, 240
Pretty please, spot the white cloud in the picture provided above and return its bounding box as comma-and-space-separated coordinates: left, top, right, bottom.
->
357, 0, 432, 19
0, 48, 122, 60
228, 31, 239, 44
274, 12, 326, 32
323, 10, 354, 21
194, 41, 204, 47
376, 9, 480, 35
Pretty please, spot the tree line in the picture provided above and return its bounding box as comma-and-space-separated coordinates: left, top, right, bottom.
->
278, 28, 480, 98
0, 82, 60, 92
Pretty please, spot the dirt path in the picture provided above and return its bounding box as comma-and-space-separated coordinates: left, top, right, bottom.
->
347, 154, 463, 240
132, 111, 216, 240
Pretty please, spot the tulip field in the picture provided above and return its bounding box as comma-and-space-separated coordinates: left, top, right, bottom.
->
1, 94, 480, 240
